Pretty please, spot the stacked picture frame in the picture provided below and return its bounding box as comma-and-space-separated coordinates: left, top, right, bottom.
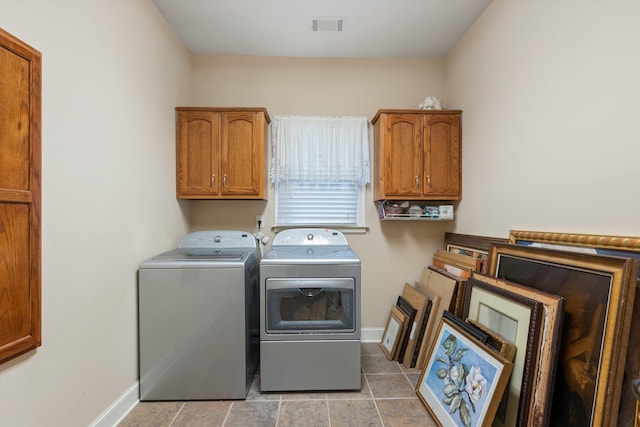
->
432, 231, 640, 427
506, 230, 640, 426
463, 273, 565, 427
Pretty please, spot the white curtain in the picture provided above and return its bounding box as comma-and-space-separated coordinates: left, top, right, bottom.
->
270, 115, 370, 185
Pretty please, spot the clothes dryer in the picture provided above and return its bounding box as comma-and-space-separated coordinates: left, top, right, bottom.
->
259, 228, 361, 391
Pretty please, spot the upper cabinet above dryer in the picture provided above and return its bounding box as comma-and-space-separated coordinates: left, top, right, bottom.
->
176, 107, 270, 200
372, 109, 461, 201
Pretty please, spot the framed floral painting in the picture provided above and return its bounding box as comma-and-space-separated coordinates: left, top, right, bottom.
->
416, 316, 513, 427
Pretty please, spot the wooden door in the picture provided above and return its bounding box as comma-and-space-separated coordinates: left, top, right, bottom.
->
220, 111, 265, 198
381, 113, 423, 198
423, 113, 461, 199
176, 111, 219, 198
0, 29, 42, 363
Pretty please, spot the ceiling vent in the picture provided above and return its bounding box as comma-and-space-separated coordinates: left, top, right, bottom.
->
312, 18, 344, 32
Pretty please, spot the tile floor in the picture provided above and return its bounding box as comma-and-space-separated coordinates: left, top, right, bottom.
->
118, 342, 437, 427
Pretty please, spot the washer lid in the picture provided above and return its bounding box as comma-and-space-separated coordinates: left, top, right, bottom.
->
151, 248, 254, 262
150, 247, 255, 262
139, 246, 260, 269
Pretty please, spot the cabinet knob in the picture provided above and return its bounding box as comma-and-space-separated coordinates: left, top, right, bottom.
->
223, 174, 227, 187
415, 176, 419, 188
211, 174, 215, 187
427, 175, 431, 188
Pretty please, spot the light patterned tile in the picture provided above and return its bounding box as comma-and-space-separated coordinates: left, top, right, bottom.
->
171, 401, 230, 427
223, 401, 279, 427
375, 398, 437, 427
279, 390, 327, 400
329, 399, 382, 427
361, 355, 403, 374
246, 375, 280, 401
277, 400, 330, 427
326, 375, 372, 400
366, 374, 416, 399
361, 342, 384, 355
405, 373, 421, 389
117, 401, 183, 427
399, 362, 423, 375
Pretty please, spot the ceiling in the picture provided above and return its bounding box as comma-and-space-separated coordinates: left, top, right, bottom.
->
152, 0, 493, 58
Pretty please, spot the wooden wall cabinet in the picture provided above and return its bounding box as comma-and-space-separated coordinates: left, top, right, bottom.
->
176, 107, 270, 200
372, 109, 461, 201
0, 29, 42, 363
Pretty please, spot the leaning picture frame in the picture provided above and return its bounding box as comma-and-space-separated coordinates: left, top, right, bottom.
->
444, 232, 509, 274
489, 242, 638, 427
509, 230, 640, 426
416, 316, 513, 427
466, 319, 517, 362
416, 266, 463, 368
465, 272, 565, 426
380, 305, 408, 361
462, 274, 546, 427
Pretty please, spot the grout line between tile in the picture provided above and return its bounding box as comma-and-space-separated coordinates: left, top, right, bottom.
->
221, 401, 233, 427
325, 395, 332, 427
364, 374, 385, 426
275, 399, 282, 427
167, 402, 185, 427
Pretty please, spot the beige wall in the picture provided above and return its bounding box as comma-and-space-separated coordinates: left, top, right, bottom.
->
0, 1, 191, 426
2, 0, 640, 425
188, 55, 452, 333
446, 0, 640, 237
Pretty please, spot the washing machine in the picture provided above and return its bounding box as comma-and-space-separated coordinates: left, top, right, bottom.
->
138, 230, 260, 400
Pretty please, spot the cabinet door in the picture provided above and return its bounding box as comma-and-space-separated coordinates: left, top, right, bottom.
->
220, 112, 265, 198
0, 29, 42, 363
382, 114, 423, 197
423, 114, 461, 199
176, 111, 219, 198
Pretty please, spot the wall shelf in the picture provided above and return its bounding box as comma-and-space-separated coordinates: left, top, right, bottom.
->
375, 201, 454, 221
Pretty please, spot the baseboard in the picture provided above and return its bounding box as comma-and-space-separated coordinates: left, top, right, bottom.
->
361, 327, 384, 343
89, 382, 139, 427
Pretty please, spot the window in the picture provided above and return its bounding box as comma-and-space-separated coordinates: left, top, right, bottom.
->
271, 116, 370, 227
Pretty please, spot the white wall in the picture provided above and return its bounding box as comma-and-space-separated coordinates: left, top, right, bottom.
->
446, 0, 640, 237
0, 1, 191, 426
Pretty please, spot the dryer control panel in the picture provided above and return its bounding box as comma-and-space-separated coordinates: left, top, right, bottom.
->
271, 228, 348, 247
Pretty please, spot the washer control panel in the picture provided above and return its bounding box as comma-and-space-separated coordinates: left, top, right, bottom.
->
178, 230, 257, 249
272, 228, 348, 246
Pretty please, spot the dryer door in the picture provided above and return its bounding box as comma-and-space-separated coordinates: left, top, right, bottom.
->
264, 278, 356, 335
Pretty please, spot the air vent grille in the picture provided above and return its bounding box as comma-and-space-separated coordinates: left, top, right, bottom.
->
312, 18, 344, 32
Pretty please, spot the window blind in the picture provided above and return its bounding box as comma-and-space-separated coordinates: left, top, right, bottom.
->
275, 181, 364, 226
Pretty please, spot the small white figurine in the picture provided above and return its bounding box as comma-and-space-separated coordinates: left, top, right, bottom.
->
419, 96, 443, 110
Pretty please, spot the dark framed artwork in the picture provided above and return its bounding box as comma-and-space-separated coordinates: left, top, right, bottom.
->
509, 230, 640, 426
489, 242, 638, 427
444, 232, 508, 274
462, 274, 546, 427
416, 316, 513, 427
